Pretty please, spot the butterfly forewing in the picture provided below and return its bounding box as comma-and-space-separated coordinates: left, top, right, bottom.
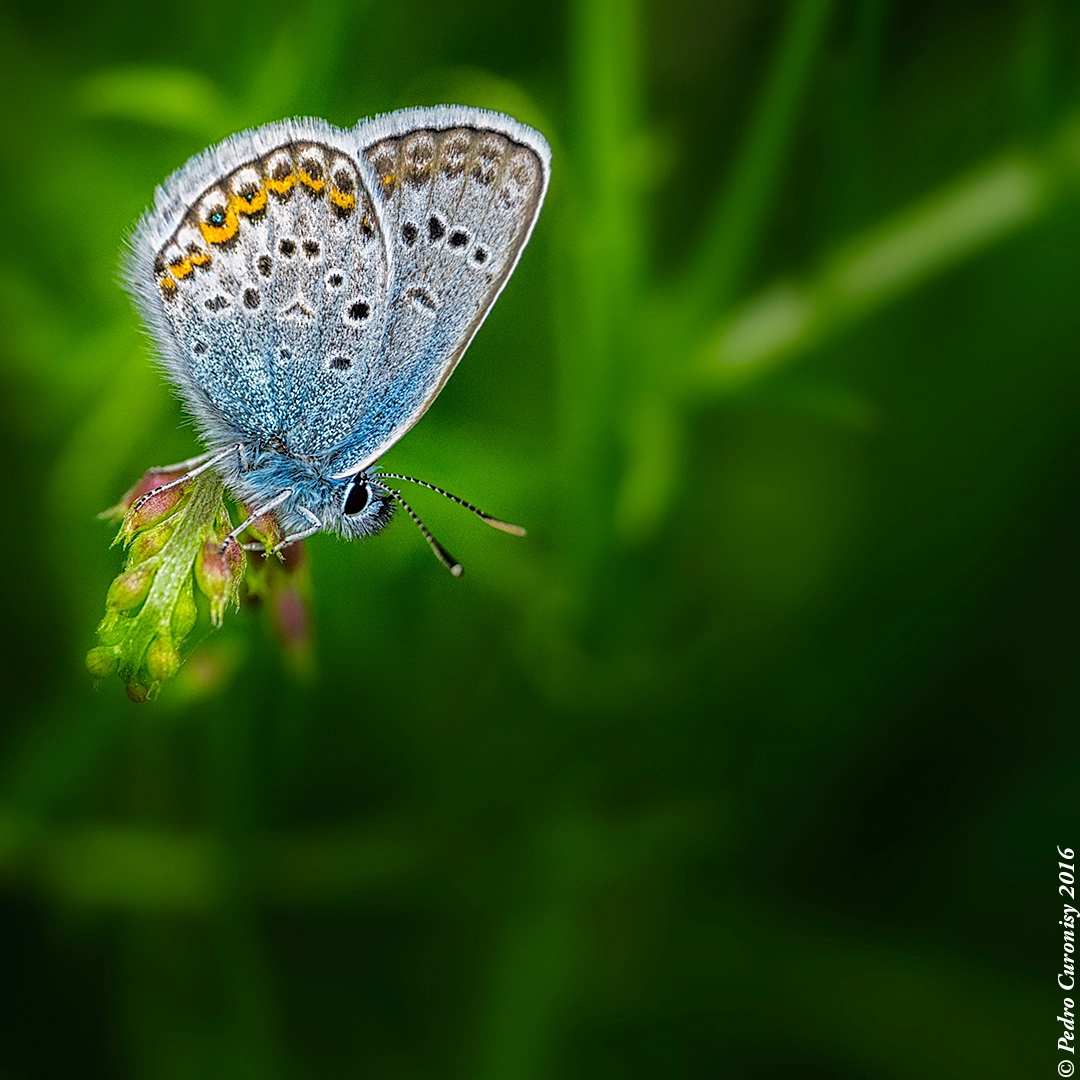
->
140, 125, 392, 459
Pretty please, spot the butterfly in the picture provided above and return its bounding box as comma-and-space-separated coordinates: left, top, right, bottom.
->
125, 106, 550, 575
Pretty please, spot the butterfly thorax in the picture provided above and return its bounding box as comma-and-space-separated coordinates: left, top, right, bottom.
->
220, 449, 394, 540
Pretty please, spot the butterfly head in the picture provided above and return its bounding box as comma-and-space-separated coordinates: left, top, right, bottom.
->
336, 472, 396, 540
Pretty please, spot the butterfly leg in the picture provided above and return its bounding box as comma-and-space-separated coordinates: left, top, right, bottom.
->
245, 507, 324, 552
142, 449, 218, 474
242, 508, 323, 554
129, 443, 244, 516
222, 488, 294, 551
267, 508, 324, 555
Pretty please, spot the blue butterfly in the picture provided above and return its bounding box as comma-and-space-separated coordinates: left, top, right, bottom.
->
126, 107, 550, 574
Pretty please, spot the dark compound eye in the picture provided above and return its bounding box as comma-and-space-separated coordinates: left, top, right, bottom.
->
344, 481, 370, 516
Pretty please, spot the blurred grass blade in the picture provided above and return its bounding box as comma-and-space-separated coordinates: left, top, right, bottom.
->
695, 149, 1052, 392
557, 0, 645, 572
619, 0, 834, 540
79, 66, 235, 137
244, 0, 364, 119
683, 0, 837, 318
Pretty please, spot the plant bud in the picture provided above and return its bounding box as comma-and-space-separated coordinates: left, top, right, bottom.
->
145, 635, 181, 684
106, 561, 158, 612
196, 538, 242, 626
85, 645, 119, 681
223, 534, 245, 578
272, 583, 310, 657
241, 507, 283, 551
101, 466, 193, 522
125, 681, 150, 704
172, 580, 198, 640
120, 483, 189, 543
128, 517, 178, 563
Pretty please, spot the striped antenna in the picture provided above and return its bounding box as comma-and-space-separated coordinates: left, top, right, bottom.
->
376, 473, 526, 536
372, 482, 463, 578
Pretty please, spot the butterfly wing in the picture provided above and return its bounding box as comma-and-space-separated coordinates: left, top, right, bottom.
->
328, 106, 551, 476
126, 118, 394, 459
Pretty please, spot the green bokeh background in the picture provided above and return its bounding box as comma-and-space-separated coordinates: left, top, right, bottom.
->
1, 0, 1076, 1076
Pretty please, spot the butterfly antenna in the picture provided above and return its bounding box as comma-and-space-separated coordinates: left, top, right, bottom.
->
376, 473, 526, 536
372, 482, 464, 578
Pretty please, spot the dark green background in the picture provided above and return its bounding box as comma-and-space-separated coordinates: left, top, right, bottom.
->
0, 0, 1075, 1076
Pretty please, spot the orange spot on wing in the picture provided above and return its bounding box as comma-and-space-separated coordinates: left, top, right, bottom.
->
169, 258, 193, 280
298, 168, 326, 193
199, 209, 239, 245
231, 186, 267, 216
265, 172, 296, 196
329, 188, 356, 210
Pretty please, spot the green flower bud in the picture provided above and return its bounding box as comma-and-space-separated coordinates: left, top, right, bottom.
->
241, 507, 283, 551
128, 517, 179, 563
172, 579, 198, 640
106, 560, 158, 612
145, 635, 181, 684
94, 609, 125, 647
85, 645, 119, 681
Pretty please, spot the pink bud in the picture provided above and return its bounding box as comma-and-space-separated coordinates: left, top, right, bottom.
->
101, 466, 192, 523
196, 538, 243, 626
223, 535, 245, 577
120, 483, 189, 543
272, 582, 311, 657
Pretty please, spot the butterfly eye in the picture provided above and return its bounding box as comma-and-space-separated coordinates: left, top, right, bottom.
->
344, 481, 371, 516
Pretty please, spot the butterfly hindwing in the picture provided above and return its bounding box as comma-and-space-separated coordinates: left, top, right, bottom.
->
330, 107, 551, 474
